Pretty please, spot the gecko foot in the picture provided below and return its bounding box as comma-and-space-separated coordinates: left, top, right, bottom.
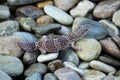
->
71, 42, 82, 51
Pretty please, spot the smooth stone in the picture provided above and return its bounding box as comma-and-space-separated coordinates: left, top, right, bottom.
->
57, 25, 71, 35
83, 69, 106, 80
54, 0, 79, 11
0, 56, 24, 77
112, 10, 120, 28
37, 52, 59, 63
76, 38, 101, 61
103, 74, 115, 80
59, 48, 79, 66
15, 17, 36, 31
99, 55, 120, 67
48, 60, 63, 73
115, 76, 120, 80
12, 31, 38, 42
72, 19, 108, 39
36, 15, 54, 24
0, 5, 10, 19
44, 73, 57, 80
25, 73, 42, 80
44, 5, 73, 25
70, 0, 94, 17
63, 61, 84, 76
0, 20, 19, 36
7, 0, 43, 6
79, 62, 90, 69
54, 68, 81, 80
90, 60, 116, 73
116, 70, 120, 76
16, 5, 44, 19
99, 20, 119, 36
93, 0, 120, 18
99, 37, 120, 58
0, 36, 24, 57
0, 70, 12, 80
23, 51, 39, 65
112, 35, 120, 47
37, 0, 53, 9
32, 23, 61, 35
24, 63, 47, 76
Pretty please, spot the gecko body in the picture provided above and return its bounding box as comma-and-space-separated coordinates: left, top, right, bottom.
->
18, 26, 89, 54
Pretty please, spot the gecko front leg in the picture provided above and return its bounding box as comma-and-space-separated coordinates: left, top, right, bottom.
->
71, 41, 82, 51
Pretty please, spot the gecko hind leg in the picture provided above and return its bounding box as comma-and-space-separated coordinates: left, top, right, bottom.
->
71, 42, 82, 51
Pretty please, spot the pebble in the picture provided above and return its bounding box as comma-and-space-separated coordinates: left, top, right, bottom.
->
15, 17, 36, 31
90, 60, 116, 73
76, 38, 101, 61
72, 19, 109, 40
36, 15, 54, 24
99, 55, 120, 67
83, 69, 106, 80
115, 76, 120, 80
112, 10, 120, 28
54, 0, 79, 11
16, 5, 44, 19
93, 0, 120, 18
54, 68, 81, 80
44, 73, 57, 80
7, 0, 43, 6
99, 37, 120, 59
116, 70, 120, 76
37, 0, 53, 9
59, 48, 79, 66
0, 36, 24, 57
79, 62, 90, 69
23, 51, 39, 65
25, 73, 42, 80
0, 56, 24, 77
48, 60, 63, 73
70, 0, 94, 17
32, 23, 61, 35
44, 5, 73, 25
37, 52, 59, 63
0, 5, 10, 19
0, 70, 12, 80
99, 20, 119, 36
24, 63, 47, 76
0, 20, 19, 36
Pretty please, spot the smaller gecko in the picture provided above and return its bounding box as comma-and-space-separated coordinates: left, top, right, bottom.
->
18, 26, 89, 54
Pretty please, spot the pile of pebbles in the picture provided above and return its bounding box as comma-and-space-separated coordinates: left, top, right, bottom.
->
0, 0, 120, 80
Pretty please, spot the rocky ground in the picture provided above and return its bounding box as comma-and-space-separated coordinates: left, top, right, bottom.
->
0, 0, 120, 80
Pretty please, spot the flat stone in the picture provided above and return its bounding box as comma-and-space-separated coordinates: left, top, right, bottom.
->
54, 68, 81, 80
0, 56, 24, 77
54, 0, 79, 11
90, 60, 116, 73
37, 52, 59, 63
93, 0, 120, 18
36, 15, 54, 24
112, 10, 120, 28
0, 5, 10, 19
44, 5, 73, 25
25, 73, 42, 80
0, 36, 24, 57
0, 70, 12, 80
7, 0, 43, 6
24, 63, 47, 76
0, 20, 19, 36
76, 38, 101, 61
83, 69, 106, 80
70, 0, 94, 17
44, 73, 57, 80
79, 62, 90, 69
99, 37, 120, 59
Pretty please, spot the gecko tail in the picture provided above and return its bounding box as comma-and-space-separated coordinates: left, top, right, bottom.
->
18, 42, 37, 52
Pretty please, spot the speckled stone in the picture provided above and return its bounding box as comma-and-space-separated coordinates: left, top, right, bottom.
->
0, 70, 12, 80
93, 0, 120, 18
25, 73, 42, 80
0, 56, 24, 77
44, 73, 57, 80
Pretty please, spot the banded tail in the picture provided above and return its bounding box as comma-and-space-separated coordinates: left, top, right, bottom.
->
67, 26, 89, 42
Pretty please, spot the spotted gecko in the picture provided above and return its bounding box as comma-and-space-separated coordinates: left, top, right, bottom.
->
18, 26, 89, 54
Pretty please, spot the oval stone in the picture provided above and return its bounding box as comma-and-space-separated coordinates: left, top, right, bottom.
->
0, 70, 12, 80
0, 56, 24, 77
44, 5, 73, 25
44, 73, 57, 80
25, 73, 42, 80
